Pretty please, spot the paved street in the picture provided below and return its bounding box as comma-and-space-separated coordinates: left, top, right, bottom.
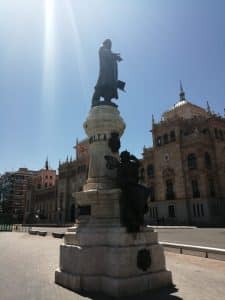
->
157, 228, 225, 249
0, 232, 225, 300
32, 226, 225, 249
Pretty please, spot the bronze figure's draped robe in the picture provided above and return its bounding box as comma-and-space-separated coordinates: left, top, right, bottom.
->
92, 39, 125, 106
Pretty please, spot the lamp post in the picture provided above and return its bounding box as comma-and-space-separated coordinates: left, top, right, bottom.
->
57, 207, 61, 225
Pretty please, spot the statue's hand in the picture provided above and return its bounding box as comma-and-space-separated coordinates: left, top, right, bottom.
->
114, 53, 122, 61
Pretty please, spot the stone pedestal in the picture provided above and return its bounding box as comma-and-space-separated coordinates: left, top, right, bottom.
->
83, 105, 125, 191
55, 105, 172, 297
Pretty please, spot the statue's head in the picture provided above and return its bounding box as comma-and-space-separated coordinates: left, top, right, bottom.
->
103, 39, 112, 50
120, 150, 130, 163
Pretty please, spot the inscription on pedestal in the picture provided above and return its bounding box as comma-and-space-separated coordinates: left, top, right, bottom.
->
78, 205, 91, 216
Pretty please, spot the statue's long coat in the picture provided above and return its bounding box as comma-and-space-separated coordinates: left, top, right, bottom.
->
95, 46, 118, 99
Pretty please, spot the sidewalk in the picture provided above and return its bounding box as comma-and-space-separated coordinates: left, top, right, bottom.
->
0, 232, 225, 300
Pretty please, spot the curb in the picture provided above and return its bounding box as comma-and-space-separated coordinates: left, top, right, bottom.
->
149, 226, 196, 229
161, 242, 225, 261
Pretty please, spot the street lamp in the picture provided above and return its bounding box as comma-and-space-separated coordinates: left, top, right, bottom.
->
57, 207, 61, 225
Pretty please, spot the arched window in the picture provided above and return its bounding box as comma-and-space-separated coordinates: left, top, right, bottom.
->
147, 164, 154, 178
204, 152, 212, 169
170, 130, 176, 141
187, 154, 197, 170
166, 179, 175, 200
156, 136, 162, 146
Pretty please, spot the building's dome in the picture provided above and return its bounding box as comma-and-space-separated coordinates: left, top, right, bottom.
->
162, 84, 208, 121
172, 99, 188, 109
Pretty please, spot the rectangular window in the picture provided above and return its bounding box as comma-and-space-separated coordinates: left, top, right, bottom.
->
168, 205, 176, 218
209, 180, 216, 197
149, 186, 155, 201
197, 204, 200, 217
192, 180, 200, 198
193, 204, 196, 217
214, 128, 218, 138
163, 134, 169, 144
201, 204, 204, 217
152, 207, 158, 219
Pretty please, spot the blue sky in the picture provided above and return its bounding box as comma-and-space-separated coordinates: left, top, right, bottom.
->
0, 0, 225, 173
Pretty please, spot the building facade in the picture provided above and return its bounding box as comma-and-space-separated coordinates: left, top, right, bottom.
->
2, 87, 224, 227
25, 185, 58, 224
33, 159, 57, 189
142, 86, 225, 226
57, 139, 89, 224
23, 159, 57, 224
0, 168, 38, 223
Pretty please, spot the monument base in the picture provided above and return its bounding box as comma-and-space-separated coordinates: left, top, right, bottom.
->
55, 226, 172, 298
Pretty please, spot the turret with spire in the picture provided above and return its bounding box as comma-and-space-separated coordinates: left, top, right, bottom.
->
45, 157, 49, 170
206, 101, 212, 114
179, 80, 186, 101
152, 114, 155, 127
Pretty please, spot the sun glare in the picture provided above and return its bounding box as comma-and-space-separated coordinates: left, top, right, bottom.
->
42, 0, 88, 109
64, 0, 88, 100
42, 0, 56, 108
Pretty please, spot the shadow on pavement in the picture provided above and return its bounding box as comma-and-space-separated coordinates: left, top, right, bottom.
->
75, 286, 182, 300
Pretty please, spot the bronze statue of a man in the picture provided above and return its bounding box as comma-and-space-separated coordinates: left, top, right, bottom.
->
105, 151, 150, 233
92, 39, 125, 107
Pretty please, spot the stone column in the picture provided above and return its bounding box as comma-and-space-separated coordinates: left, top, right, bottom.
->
83, 105, 125, 191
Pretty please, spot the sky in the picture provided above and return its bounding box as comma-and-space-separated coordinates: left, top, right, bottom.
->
0, 0, 225, 174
